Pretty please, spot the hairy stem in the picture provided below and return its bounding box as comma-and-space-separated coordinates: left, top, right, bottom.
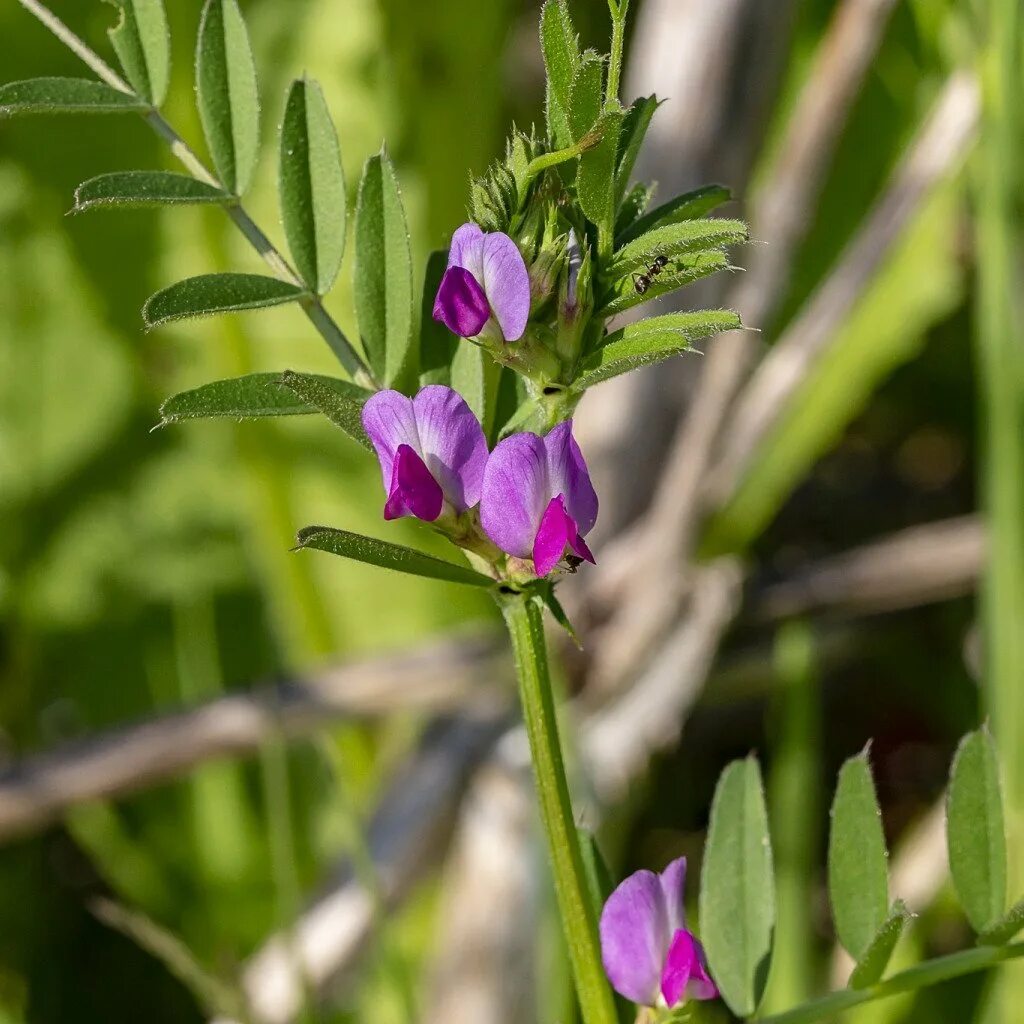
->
605, 0, 630, 109
759, 943, 1024, 1024
499, 591, 618, 1024
16, 0, 377, 389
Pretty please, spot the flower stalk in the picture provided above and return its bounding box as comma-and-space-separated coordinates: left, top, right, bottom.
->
498, 590, 618, 1024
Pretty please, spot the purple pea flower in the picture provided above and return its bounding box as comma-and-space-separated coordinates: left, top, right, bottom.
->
361, 385, 488, 523
480, 421, 598, 577
600, 858, 718, 1009
433, 222, 531, 342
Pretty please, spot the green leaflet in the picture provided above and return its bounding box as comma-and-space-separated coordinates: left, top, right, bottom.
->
616, 184, 733, 246
537, 581, 581, 647
614, 95, 658, 203
609, 217, 748, 275
279, 78, 346, 295
354, 150, 415, 389
848, 901, 911, 989
575, 310, 741, 389
106, 0, 170, 105
158, 372, 334, 424
699, 757, 776, 1018
276, 370, 372, 450
596, 251, 732, 318
540, 0, 581, 149
294, 527, 494, 587
828, 749, 890, 959
578, 104, 624, 243
451, 343, 502, 440
143, 274, 305, 329
0, 78, 148, 116
568, 51, 604, 143
614, 182, 654, 238
948, 728, 1007, 933
979, 898, 1024, 946
73, 171, 229, 212
195, 0, 260, 194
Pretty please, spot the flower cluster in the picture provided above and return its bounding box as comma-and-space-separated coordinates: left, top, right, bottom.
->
360, 217, 602, 584
600, 858, 718, 1011
362, 385, 597, 582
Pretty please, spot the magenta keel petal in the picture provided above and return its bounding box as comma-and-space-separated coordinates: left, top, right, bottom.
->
660, 929, 698, 1008
433, 266, 490, 338
384, 445, 444, 522
533, 496, 572, 577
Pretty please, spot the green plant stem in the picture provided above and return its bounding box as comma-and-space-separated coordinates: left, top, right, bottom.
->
605, 0, 630, 109
498, 592, 617, 1024
15, 0, 377, 390
976, 0, 1024, 1017
759, 943, 1024, 1024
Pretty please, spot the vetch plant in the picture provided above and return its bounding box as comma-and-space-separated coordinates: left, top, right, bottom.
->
4, 1, 1024, 1022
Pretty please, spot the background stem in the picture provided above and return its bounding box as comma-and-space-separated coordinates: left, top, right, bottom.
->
759, 943, 1024, 1024
499, 592, 618, 1024
976, 0, 1024, 1016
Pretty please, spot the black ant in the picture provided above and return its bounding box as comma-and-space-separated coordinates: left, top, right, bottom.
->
632, 254, 669, 294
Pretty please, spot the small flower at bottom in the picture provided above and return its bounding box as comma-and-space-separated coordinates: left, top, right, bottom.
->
600, 857, 718, 1009
479, 421, 597, 577
433, 222, 530, 342
361, 385, 488, 523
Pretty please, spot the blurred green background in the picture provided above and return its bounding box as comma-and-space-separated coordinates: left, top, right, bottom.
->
0, 0, 1019, 1021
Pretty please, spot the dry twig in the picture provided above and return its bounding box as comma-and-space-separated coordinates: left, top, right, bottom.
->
0, 633, 505, 842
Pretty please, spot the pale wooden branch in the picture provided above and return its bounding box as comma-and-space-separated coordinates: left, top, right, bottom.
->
582, 0, 909, 689
235, 562, 742, 1024
706, 72, 980, 507
581, 0, 798, 536
754, 515, 985, 620
584, 71, 979, 695
213, 707, 511, 1024
0, 633, 505, 843
421, 765, 538, 1024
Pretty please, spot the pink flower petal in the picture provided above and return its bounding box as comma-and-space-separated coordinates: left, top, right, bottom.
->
481, 231, 530, 342
660, 857, 688, 936
480, 433, 549, 558
600, 869, 670, 1007
413, 385, 488, 511
543, 421, 598, 537
362, 390, 419, 490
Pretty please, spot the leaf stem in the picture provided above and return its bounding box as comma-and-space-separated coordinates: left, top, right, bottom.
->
15, 0, 377, 390
498, 591, 618, 1024
605, 0, 630, 110
758, 943, 1024, 1024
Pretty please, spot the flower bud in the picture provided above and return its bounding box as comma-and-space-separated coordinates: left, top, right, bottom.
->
556, 230, 592, 362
